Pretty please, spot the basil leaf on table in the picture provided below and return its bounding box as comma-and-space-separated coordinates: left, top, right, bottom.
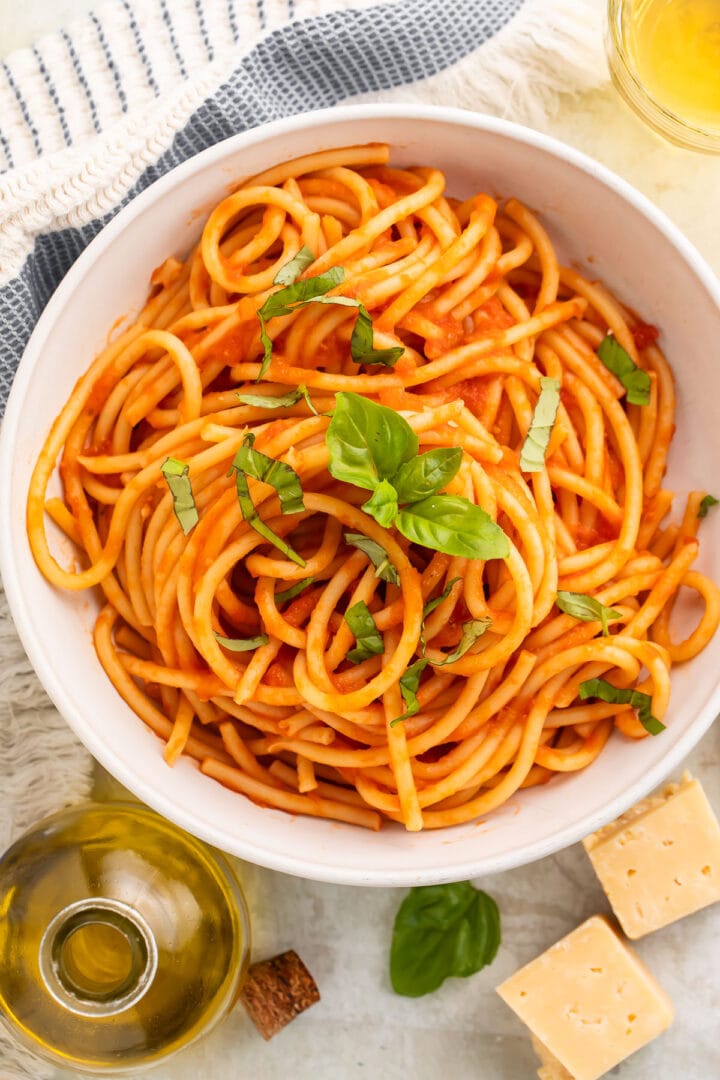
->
344, 533, 400, 586
578, 677, 665, 735
326, 392, 418, 492
362, 479, 399, 528
236, 384, 319, 415
396, 495, 510, 560
349, 304, 405, 366
213, 632, 269, 652
160, 457, 199, 535
344, 601, 384, 664
519, 376, 560, 473
274, 577, 315, 605
230, 433, 305, 515
390, 882, 501, 997
597, 334, 651, 406
272, 245, 316, 286
391, 659, 430, 726
392, 447, 463, 504
698, 494, 719, 519
556, 591, 622, 636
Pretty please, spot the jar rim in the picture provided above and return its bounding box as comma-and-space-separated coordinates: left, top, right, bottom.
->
606, 0, 720, 153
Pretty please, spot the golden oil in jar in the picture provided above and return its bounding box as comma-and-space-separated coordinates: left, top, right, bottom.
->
0, 802, 250, 1073
607, 0, 720, 150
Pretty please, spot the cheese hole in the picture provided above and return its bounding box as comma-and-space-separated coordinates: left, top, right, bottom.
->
661, 838, 674, 846
673, 877, 683, 887
519, 991, 527, 997
590, 967, 603, 974
626, 868, 636, 877
702, 865, 711, 876
627, 1013, 637, 1023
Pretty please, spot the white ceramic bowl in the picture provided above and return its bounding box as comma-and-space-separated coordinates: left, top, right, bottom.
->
2, 105, 720, 886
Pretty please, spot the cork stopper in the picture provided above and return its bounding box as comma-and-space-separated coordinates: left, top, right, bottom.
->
240, 949, 320, 1040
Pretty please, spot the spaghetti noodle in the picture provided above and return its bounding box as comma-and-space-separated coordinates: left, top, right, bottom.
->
28, 143, 720, 832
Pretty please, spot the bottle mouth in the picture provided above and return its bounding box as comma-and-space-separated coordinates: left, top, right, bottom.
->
39, 898, 158, 1017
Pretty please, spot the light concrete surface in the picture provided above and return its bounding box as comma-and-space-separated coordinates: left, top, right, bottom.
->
4, 4, 720, 1079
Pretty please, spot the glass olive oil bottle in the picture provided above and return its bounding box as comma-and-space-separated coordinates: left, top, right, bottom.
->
0, 802, 250, 1073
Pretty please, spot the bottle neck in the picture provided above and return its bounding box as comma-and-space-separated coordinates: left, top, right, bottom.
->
39, 898, 158, 1018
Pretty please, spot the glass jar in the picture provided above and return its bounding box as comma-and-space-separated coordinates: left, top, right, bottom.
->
606, 0, 720, 152
0, 802, 250, 1073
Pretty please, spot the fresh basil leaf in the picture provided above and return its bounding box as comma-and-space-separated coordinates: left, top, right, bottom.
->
344, 600, 384, 664
556, 591, 622, 636
431, 618, 492, 666
326, 392, 418, 492
260, 266, 345, 320
519, 376, 561, 473
362, 479, 399, 528
396, 495, 510, 560
698, 494, 719, 519
236, 383, 319, 415
256, 266, 345, 379
393, 447, 463, 504
390, 882, 501, 997
229, 466, 306, 567
578, 677, 665, 735
344, 533, 400, 585
391, 659, 430, 726
213, 631, 269, 652
350, 303, 405, 367
160, 457, 199, 535
422, 578, 462, 620
597, 334, 651, 406
231, 433, 305, 515
273, 245, 315, 286
274, 576, 315, 605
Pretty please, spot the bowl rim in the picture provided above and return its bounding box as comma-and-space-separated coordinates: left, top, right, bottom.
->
3, 102, 720, 886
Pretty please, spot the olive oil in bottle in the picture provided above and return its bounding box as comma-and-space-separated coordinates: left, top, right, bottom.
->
0, 802, 250, 1073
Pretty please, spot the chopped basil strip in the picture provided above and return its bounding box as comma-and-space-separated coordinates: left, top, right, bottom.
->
344, 600, 384, 663
396, 496, 509, 560
556, 591, 622, 636
519, 376, 561, 473
393, 447, 462, 504
362, 479, 399, 528
160, 457, 199, 535
229, 465, 306, 567
344, 533, 400, 585
231, 433, 305, 515
390, 882, 501, 997
698, 494, 719, 519
257, 266, 345, 378
578, 677, 665, 735
273, 245, 315, 286
274, 576, 315, 605
422, 578, 462, 620
349, 304, 405, 367
597, 334, 651, 406
213, 631, 269, 652
431, 617, 492, 667
236, 384, 319, 415
256, 263, 403, 378
391, 659, 429, 726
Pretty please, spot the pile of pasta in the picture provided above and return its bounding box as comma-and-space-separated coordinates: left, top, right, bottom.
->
29, 143, 720, 832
